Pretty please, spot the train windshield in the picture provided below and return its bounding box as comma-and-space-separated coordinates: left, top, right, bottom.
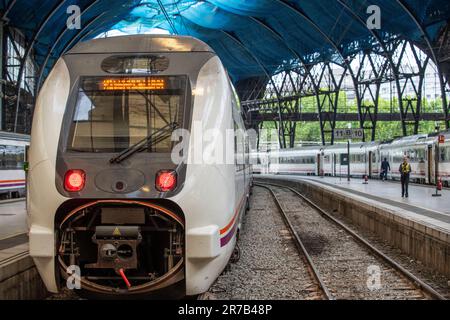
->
67, 76, 187, 153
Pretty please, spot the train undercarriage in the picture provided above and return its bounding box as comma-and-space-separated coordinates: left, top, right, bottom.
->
56, 200, 185, 297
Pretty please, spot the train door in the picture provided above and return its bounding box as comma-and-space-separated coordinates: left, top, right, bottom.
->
434, 144, 439, 184
368, 151, 372, 178
316, 154, 321, 176
333, 153, 337, 176
24, 145, 30, 201
427, 145, 433, 184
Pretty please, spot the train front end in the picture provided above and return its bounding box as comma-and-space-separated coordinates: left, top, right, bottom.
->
27, 35, 236, 298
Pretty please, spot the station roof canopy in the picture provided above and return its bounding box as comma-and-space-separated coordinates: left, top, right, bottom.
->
1, 0, 450, 84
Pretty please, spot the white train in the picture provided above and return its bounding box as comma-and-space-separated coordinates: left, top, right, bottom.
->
27, 35, 251, 298
0, 132, 29, 199
252, 132, 450, 186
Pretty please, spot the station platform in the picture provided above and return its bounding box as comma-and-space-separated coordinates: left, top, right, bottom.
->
0, 199, 46, 299
0, 199, 28, 258
0, 199, 27, 242
0, 240, 47, 299
255, 174, 450, 277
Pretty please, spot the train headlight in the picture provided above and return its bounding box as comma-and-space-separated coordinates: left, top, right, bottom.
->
155, 170, 177, 192
64, 169, 86, 192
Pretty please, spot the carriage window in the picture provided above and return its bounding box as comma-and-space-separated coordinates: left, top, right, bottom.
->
67, 76, 187, 153
417, 149, 425, 163
410, 150, 416, 162
440, 147, 450, 162
0, 145, 25, 170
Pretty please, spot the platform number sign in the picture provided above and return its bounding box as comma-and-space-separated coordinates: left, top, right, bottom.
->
334, 128, 364, 140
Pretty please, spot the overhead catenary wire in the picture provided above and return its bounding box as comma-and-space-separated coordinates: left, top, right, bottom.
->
157, 0, 178, 35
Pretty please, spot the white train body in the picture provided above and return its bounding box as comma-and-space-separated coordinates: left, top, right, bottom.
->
268, 147, 318, 175
27, 35, 251, 298
253, 132, 450, 186
0, 132, 29, 198
379, 135, 433, 183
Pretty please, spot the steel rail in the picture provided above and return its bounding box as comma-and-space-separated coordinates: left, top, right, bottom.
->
256, 180, 447, 300
254, 182, 333, 300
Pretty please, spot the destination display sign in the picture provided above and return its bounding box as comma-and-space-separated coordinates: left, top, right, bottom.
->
101, 77, 166, 91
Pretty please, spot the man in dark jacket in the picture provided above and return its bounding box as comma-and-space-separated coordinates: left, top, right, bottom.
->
380, 157, 390, 181
399, 156, 411, 198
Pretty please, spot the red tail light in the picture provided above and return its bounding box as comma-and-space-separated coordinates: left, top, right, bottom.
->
155, 170, 177, 192
64, 169, 86, 192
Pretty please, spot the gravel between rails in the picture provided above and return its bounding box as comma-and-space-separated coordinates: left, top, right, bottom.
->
270, 185, 432, 300
326, 203, 450, 299
206, 186, 323, 300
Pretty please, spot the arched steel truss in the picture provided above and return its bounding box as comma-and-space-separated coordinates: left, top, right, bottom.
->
0, 0, 449, 141
241, 35, 449, 147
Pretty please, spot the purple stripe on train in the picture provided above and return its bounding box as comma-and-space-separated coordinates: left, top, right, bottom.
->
220, 221, 238, 247
0, 183, 25, 188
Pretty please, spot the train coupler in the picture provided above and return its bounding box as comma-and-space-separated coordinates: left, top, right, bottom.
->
85, 226, 142, 272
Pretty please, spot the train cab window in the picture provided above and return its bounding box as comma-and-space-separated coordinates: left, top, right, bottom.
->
67, 76, 187, 153
0, 145, 25, 170
232, 97, 245, 171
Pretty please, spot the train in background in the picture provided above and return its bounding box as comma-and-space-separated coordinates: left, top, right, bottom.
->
251, 131, 450, 186
0, 131, 29, 199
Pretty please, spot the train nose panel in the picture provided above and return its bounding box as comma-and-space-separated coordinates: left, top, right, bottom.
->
94, 169, 145, 193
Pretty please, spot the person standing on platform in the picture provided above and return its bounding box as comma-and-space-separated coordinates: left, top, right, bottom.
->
380, 157, 390, 181
399, 156, 411, 198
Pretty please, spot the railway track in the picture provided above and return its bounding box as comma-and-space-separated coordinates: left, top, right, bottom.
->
254, 182, 446, 300
200, 186, 328, 300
